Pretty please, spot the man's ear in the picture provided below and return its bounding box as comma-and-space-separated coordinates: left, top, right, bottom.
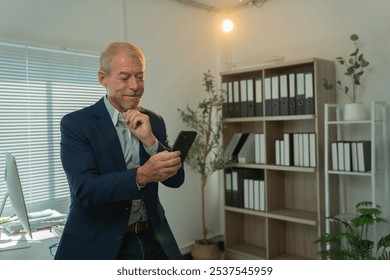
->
98, 70, 107, 87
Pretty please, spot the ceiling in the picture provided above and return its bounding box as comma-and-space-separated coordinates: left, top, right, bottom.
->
191, 0, 247, 9
174, 0, 264, 12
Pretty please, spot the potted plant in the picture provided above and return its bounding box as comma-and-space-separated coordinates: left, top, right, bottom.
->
315, 201, 390, 259
177, 70, 231, 259
323, 33, 370, 121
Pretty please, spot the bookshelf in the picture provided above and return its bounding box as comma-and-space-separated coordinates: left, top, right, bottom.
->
324, 101, 389, 253
221, 58, 338, 259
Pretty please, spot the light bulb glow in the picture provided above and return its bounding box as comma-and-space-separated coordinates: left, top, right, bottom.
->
221, 19, 234, 33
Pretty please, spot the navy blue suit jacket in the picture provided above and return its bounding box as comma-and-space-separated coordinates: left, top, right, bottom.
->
55, 97, 185, 260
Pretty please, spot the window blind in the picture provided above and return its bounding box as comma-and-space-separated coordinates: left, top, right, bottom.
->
0, 42, 106, 214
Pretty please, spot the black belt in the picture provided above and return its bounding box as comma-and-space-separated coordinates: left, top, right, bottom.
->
126, 221, 149, 234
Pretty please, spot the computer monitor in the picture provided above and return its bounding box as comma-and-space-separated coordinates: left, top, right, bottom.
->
0, 153, 32, 239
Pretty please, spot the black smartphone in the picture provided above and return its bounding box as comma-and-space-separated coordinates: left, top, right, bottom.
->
172, 131, 197, 162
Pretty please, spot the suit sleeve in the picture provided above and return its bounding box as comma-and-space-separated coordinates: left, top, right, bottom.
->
147, 112, 185, 188
60, 113, 143, 207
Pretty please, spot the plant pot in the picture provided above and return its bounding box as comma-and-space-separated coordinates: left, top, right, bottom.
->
343, 103, 367, 121
191, 240, 221, 260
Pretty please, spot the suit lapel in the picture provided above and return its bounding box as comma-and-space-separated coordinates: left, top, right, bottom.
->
92, 98, 127, 170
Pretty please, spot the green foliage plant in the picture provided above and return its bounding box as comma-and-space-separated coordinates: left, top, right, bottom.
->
177, 70, 231, 244
316, 201, 390, 259
323, 34, 370, 103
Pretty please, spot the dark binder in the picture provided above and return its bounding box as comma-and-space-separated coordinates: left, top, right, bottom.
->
231, 169, 240, 207
224, 169, 233, 206
275, 139, 282, 165
232, 168, 245, 208
221, 82, 228, 118
288, 73, 296, 115
247, 79, 255, 117
331, 141, 338, 171
240, 79, 248, 117
271, 76, 280, 116
279, 74, 289, 115
296, 72, 305, 115
233, 80, 240, 117
305, 72, 315, 114
357, 141, 371, 172
283, 133, 294, 166
264, 77, 272, 116
228, 82, 234, 118
255, 78, 263, 116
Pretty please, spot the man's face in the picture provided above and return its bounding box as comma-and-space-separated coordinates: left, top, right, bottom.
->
98, 51, 144, 112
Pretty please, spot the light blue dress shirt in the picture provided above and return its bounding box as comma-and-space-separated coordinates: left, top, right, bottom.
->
104, 96, 158, 225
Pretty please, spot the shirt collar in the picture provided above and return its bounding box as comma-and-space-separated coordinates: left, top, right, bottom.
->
103, 95, 121, 126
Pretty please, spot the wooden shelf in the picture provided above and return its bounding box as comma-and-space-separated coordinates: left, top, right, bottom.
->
267, 209, 317, 226
225, 206, 317, 225
225, 243, 267, 260
271, 253, 311, 260
222, 58, 337, 260
224, 114, 315, 123
225, 205, 267, 217
229, 163, 316, 173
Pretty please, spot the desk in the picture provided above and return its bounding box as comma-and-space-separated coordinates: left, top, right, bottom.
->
0, 229, 59, 260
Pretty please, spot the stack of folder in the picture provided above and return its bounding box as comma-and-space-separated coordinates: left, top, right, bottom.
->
225, 168, 265, 211
275, 132, 316, 167
222, 69, 315, 118
222, 77, 264, 118
331, 140, 371, 172
264, 71, 314, 116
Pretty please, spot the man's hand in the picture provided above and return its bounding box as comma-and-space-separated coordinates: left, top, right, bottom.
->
123, 109, 156, 148
136, 151, 182, 185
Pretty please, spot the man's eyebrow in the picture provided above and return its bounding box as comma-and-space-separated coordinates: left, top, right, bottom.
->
118, 71, 143, 76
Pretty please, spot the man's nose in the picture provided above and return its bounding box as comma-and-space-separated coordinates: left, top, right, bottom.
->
128, 75, 140, 89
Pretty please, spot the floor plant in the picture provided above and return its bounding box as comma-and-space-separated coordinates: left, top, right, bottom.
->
316, 201, 390, 259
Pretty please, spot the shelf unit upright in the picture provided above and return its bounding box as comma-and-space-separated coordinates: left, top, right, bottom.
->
221, 58, 338, 260
324, 101, 390, 253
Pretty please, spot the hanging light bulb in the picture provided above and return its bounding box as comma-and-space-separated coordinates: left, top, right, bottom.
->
221, 18, 234, 33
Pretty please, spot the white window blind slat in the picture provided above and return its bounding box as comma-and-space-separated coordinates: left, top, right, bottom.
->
0, 41, 106, 215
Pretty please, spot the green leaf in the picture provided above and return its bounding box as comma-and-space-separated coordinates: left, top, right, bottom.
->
322, 78, 334, 90
336, 57, 345, 65
351, 47, 359, 57
350, 34, 359, 41
316, 201, 389, 259
361, 59, 369, 67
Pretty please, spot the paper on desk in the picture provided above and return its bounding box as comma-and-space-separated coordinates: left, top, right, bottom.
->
0, 234, 31, 251
2, 209, 67, 235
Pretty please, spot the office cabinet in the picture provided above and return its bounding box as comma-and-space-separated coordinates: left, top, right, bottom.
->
221, 58, 338, 259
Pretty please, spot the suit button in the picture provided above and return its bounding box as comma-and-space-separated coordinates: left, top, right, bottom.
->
116, 235, 123, 240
